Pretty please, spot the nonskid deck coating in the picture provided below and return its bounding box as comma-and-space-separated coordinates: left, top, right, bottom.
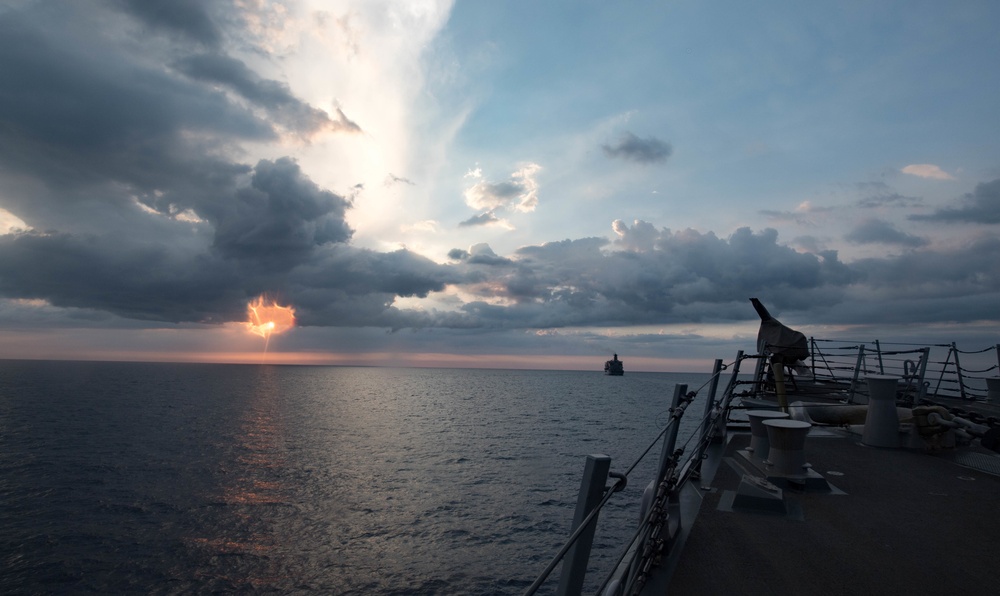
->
664, 429, 1000, 595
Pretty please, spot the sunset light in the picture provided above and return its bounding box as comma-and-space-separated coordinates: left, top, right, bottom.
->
246, 296, 296, 342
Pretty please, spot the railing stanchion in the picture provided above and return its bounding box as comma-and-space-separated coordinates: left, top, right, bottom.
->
916, 347, 930, 402
556, 454, 612, 596
752, 357, 765, 400
713, 351, 743, 441
810, 337, 816, 377
933, 345, 954, 398
699, 360, 723, 447
952, 342, 967, 400
658, 384, 687, 481
848, 345, 865, 403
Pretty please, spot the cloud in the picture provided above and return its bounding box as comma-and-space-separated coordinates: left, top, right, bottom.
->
401, 220, 440, 234
858, 192, 922, 209
842, 235, 1000, 323
115, 0, 222, 47
459, 213, 506, 228
790, 235, 825, 253
760, 201, 835, 226
442, 224, 859, 329
612, 219, 659, 252
844, 219, 928, 247
3, 0, 1000, 347
901, 164, 955, 180
909, 179, 1000, 224
0, 2, 457, 329
463, 163, 541, 214
0, 5, 272, 224
211, 158, 353, 268
0, 231, 246, 323
602, 132, 673, 164
174, 53, 361, 136
385, 174, 415, 187
448, 243, 512, 265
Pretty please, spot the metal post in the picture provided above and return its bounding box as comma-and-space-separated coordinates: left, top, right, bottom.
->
915, 347, 930, 403
556, 454, 612, 596
848, 345, 865, 404
996, 344, 1000, 371
658, 384, 687, 481
773, 361, 789, 413
713, 351, 744, 442
699, 360, 723, 447
952, 342, 967, 400
752, 357, 765, 399
809, 337, 814, 376
932, 345, 954, 397
875, 339, 885, 374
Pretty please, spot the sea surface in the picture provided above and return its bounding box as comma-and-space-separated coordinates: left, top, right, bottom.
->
0, 360, 718, 594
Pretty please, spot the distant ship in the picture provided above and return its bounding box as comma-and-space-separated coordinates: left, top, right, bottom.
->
604, 353, 624, 376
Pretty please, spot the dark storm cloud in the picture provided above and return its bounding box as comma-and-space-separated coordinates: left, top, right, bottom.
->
0, 2, 453, 328
602, 132, 673, 164
838, 235, 1000, 324
115, 0, 222, 46
0, 232, 246, 323
844, 219, 928, 247
439, 224, 858, 329
0, 5, 272, 229
3, 1, 999, 341
909, 179, 1000, 224
211, 158, 353, 268
174, 53, 362, 135
287, 246, 463, 327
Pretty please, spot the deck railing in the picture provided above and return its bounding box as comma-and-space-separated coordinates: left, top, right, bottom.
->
802, 339, 1000, 403
524, 354, 747, 596
525, 340, 999, 595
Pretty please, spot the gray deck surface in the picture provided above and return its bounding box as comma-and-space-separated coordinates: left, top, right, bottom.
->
665, 429, 1000, 595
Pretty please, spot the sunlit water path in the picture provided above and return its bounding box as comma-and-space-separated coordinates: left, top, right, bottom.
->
0, 361, 711, 594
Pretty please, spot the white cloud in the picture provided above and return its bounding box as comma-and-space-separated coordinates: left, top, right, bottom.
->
401, 219, 440, 233
463, 163, 541, 213
901, 164, 955, 180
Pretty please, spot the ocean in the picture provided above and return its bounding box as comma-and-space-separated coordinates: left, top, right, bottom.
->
0, 360, 716, 594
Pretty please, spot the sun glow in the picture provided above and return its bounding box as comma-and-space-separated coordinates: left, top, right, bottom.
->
246, 296, 296, 344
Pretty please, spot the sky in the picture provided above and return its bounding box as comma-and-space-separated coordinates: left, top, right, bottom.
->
1, 0, 999, 371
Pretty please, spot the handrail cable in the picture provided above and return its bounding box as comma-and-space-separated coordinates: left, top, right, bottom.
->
817, 339, 951, 348
525, 357, 740, 596
955, 345, 998, 354
522, 472, 628, 595
958, 364, 998, 374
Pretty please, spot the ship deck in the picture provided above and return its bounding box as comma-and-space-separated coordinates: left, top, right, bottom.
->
648, 424, 1000, 595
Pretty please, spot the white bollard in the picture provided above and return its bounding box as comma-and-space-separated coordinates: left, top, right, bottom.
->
746, 410, 790, 462
763, 419, 812, 476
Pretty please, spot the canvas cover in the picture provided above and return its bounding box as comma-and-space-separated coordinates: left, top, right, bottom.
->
750, 298, 809, 362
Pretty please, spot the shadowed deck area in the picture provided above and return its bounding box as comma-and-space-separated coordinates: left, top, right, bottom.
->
664, 429, 1000, 595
